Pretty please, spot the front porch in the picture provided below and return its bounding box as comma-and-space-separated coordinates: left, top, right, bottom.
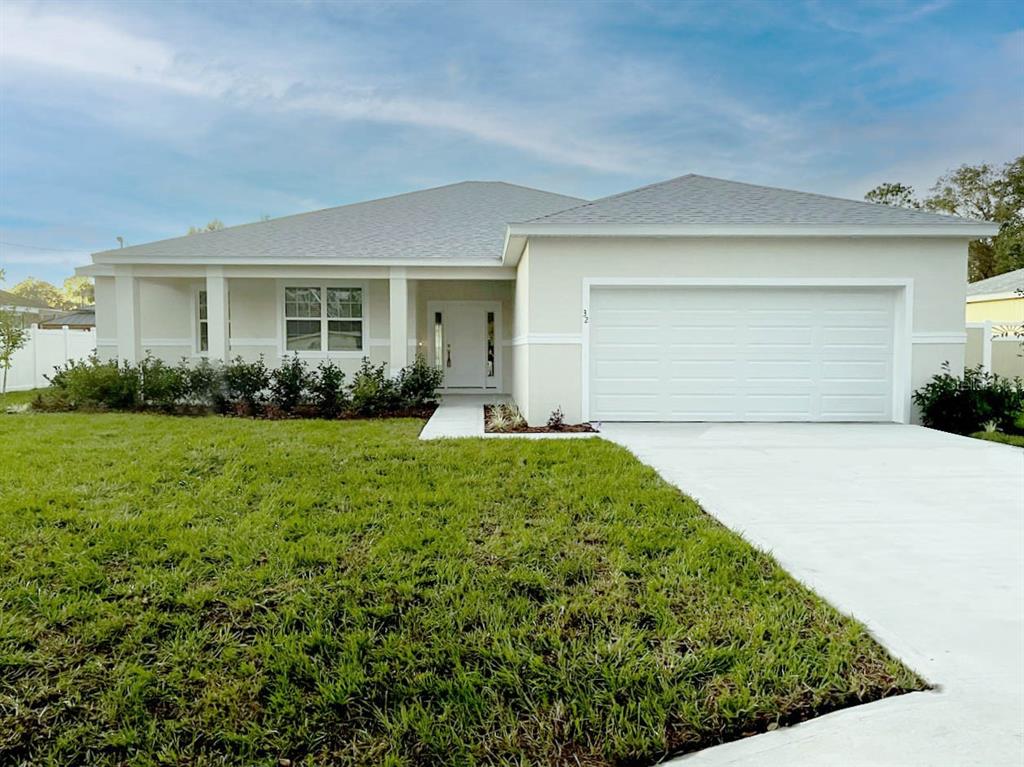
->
93, 266, 515, 392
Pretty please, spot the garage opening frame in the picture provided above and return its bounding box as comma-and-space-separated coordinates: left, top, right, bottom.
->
579, 277, 915, 425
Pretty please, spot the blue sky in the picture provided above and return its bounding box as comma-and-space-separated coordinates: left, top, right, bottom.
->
1, 0, 1021, 285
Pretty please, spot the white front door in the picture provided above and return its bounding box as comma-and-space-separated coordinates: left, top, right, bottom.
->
430, 302, 500, 389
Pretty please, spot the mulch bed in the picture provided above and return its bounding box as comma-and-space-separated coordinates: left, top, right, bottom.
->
484, 405, 597, 434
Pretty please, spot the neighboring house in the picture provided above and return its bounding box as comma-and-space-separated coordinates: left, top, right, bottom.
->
965, 268, 1023, 324
77, 175, 995, 425
0, 288, 62, 327
38, 306, 97, 330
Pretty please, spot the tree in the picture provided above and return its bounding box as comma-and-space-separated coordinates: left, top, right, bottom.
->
62, 276, 94, 308
923, 159, 1024, 281
187, 219, 225, 235
0, 308, 29, 399
865, 156, 1024, 282
10, 277, 71, 310
864, 182, 919, 209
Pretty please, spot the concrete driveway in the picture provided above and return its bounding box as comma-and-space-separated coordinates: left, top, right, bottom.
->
599, 423, 1023, 767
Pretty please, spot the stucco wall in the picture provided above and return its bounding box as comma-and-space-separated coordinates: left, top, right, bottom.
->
94, 276, 117, 360
412, 279, 515, 392
514, 236, 969, 425
512, 245, 531, 412
96, 276, 517, 383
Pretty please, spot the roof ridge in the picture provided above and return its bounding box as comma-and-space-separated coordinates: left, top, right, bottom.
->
95, 180, 579, 257
521, 173, 697, 223
482, 180, 586, 202
684, 174, 985, 224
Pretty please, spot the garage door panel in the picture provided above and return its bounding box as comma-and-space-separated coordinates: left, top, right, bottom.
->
590, 286, 896, 422
745, 394, 814, 418
822, 360, 889, 380
821, 394, 891, 417
822, 326, 892, 346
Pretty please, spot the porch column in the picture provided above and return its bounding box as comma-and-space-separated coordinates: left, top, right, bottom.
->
389, 272, 408, 374
114, 267, 140, 363
206, 268, 229, 361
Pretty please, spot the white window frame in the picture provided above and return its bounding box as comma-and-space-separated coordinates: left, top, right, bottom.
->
193, 286, 209, 357
277, 280, 369, 358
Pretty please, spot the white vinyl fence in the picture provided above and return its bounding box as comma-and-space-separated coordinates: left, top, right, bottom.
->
965, 321, 1024, 379
3, 325, 96, 392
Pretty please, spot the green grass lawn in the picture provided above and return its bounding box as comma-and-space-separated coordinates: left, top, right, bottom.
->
0, 412, 922, 766
0, 387, 47, 408
971, 431, 1024, 447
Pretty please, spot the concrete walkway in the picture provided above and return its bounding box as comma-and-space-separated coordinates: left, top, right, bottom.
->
420, 394, 597, 440
599, 423, 1024, 767
419, 394, 506, 439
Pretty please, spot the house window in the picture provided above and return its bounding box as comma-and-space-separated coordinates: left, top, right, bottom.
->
284, 286, 363, 352
197, 290, 209, 352
486, 311, 495, 378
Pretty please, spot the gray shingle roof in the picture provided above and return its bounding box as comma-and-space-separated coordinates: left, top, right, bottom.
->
39, 307, 96, 327
967, 268, 1024, 297
522, 174, 988, 226
95, 182, 585, 262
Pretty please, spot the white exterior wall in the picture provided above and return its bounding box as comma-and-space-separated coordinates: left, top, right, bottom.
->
413, 278, 515, 392
515, 236, 969, 425
93, 274, 517, 382
512, 244, 531, 411
94, 276, 117, 360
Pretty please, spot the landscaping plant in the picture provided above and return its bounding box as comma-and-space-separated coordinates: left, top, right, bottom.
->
349, 357, 401, 416
222, 356, 270, 415
547, 406, 565, 430
0, 308, 28, 400
36, 354, 437, 419
396, 353, 444, 407
912, 362, 1024, 435
309, 360, 348, 418
269, 354, 312, 414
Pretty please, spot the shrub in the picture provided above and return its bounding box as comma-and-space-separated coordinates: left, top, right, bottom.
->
138, 355, 187, 412
177, 358, 223, 411
35, 353, 441, 420
269, 354, 312, 413
912, 363, 1024, 435
309, 361, 348, 419
222, 356, 269, 415
547, 407, 565, 431
397, 354, 444, 408
45, 356, 140, 410
350, 358, 400, 416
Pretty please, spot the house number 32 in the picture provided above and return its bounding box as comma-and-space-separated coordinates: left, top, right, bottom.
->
582, 309, 589, 324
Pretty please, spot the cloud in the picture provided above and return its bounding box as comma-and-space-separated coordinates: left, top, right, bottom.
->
0, 3, 649, 173
804, 0, 952, 37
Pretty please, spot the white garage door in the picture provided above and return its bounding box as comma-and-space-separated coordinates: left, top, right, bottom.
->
589, 286, 897, 422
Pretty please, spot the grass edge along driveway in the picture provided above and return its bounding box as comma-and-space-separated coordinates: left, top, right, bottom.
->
0, 412, 923, 766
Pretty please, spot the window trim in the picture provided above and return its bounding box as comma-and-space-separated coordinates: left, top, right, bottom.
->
277, 280, 369, 358
192, 285, 209, 357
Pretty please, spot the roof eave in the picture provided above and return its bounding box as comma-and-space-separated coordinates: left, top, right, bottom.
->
507, 222, 999, 237
966, 291, 1021, 303
500, 222, 998, 263
87, 254, 508, 268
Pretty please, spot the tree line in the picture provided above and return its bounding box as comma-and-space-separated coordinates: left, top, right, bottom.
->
864, 156, 1023, 282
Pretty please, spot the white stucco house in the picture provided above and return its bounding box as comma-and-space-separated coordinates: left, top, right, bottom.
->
78, 174, 995, 425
